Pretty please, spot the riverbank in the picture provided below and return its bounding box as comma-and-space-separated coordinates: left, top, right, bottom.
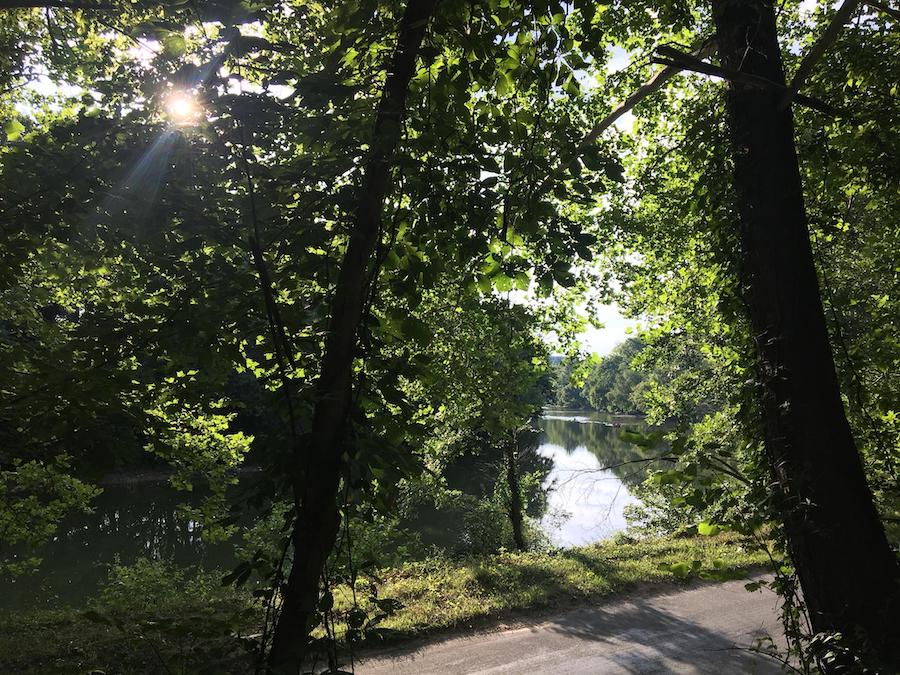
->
0, 533, 768, 674
329, 532, 767, 640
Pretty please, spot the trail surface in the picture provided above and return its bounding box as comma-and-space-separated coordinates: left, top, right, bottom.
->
356, 577, 783, 674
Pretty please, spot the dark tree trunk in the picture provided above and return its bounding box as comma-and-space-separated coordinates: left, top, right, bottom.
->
267, 1, 436, 671
504, 435, 526, 551
712, 0, 899, 664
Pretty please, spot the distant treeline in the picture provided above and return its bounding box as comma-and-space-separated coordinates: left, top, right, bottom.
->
548, 338, 647, 414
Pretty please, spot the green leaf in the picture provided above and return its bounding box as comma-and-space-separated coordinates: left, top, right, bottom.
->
4, 119, 24, 141
163, 34, 187, 56
400, 316, 432, 344
697, 521, 721, 536
493, 273, 513, 292
670, 561, 691, 577
603, 160, 625, 182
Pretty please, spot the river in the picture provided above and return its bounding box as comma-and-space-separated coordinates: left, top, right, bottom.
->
537, 409, 663, 546
1, 411, 664, 609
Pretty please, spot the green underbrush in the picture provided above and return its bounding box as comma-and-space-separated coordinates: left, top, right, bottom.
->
0, 533, 767, 674
0, 559, 260, 675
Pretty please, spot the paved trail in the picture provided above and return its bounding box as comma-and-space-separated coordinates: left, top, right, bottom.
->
356, 578, 784, 674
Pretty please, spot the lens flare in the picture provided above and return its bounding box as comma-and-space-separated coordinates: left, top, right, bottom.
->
166, 92, 199, 124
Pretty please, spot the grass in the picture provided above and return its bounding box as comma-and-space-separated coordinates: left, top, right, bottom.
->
332, 532, 768, 640
0, 533, 768, 674
0, 560, 260, 675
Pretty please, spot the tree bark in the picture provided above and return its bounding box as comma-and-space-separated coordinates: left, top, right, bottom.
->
711, 0, 899, 665
504, 435, 526, 551
267, 0, 436, 671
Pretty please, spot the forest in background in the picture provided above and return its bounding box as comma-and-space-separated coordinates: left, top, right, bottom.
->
548, 338, 649, 414
1, 0, 898, 673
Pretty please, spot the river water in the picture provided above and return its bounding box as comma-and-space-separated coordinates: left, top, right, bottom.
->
536, 410, 661, 546
2, 411, 663, 609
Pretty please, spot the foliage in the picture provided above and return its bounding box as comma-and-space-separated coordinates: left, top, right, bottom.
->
548, 336, 728, 420
0, 533, 765, 673
98, 557, 237, 613
0, 558, 258, 675
549, 338, 649, 413
0, 455, 100, 575
0, 0, 897, 667
327, 532, 767, 641
548, 356, 590, 409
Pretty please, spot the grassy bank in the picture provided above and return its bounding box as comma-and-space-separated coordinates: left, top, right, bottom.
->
0, 534, 768, 674
331, 532, 768, 639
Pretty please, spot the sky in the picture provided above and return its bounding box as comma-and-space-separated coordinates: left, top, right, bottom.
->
578, 303, 639, 356
570, 47, 639, 356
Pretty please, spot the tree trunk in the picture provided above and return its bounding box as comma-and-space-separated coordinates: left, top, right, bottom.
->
504, 435, 526, 551
712, 0, 899, 665
267, 1, 436, 671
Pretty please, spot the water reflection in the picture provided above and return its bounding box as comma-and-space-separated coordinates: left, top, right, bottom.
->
2, 414, 666, 609
538, 410, 666, 546
399, 428, 554, 555
1, 481, 235, 610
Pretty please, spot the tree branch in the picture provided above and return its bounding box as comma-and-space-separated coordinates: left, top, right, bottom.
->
576, 38, 718, 152
865, 0, 900, 20
652, 46, 838, 116
780, 0, 862, 109
532, 37, 716, 196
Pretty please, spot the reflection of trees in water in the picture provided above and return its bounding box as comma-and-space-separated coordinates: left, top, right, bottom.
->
539, 415, 668, 489
4, 419, 665, 607
3, 483, 233, 609
401, 428, 555, 554
77, 485, 208, 559
442, 428, 553, 517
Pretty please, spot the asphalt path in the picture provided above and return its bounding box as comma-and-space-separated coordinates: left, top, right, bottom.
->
355, 577, 784, 674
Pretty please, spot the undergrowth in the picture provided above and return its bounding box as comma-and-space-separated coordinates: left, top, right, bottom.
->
0, 533, 768, 674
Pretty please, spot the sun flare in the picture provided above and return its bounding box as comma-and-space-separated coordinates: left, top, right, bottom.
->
166, 92, 199, 124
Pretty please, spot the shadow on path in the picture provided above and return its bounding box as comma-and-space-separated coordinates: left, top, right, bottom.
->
355, 578, 783, 674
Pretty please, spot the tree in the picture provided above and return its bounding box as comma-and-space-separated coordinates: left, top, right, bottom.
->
2, 0, 898, 669
711, 0, 899, 662
417, 290, 553, 552
581, 338, 646, 413
267, 1, 437, 669
3, 0, 602, 660
548, 357, 590, 409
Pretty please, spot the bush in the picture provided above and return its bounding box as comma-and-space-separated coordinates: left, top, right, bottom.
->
97, 557, 229, 613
